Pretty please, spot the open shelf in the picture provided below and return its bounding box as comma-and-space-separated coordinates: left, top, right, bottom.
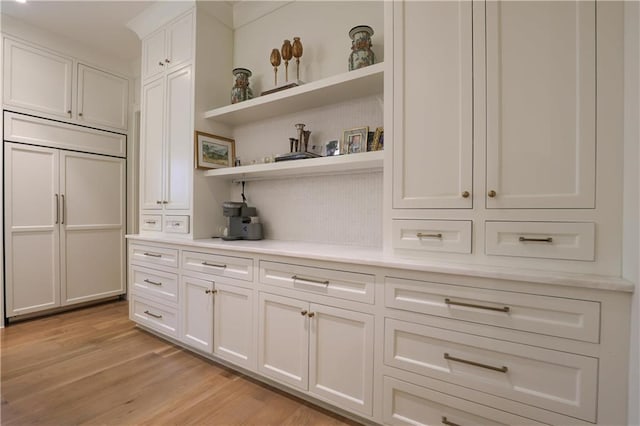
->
203, 150, 384, 181
203, 63, 384, 126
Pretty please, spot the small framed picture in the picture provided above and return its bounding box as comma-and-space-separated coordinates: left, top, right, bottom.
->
342, 126, 369, 154
324, 139, 340, 156
372, 127, 384, 151
194, 131, 235, 169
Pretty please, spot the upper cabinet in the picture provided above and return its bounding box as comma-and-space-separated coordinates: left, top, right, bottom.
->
3, 38, 73, 120
392, 1, 473, 209
485, 1, 596, 209
77, 64, 129, 131
3, 37, 129, 133
142, 12, 194, 83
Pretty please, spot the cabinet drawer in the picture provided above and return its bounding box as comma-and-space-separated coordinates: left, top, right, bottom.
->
130, 265, 178, 303
485, 221, 595, 261
182, 251, 253, 282
129, 244, 178, 269
131, 296, 178, 338
165, 215, 189, 234
383, 376, 548, 426
392, 220, 472, 254
260, 261, 374, 304
385, 277, 600, 343
140, 215, 162, 231
384, 318, 597, 422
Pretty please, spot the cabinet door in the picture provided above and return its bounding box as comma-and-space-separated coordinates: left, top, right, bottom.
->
392, 1, 473, 209
485, 1, 596, 208
258, 293, 309, 390
164, 66, 193, 211
213, 283, 254, 370
166, 12, 194, 72
181, 276, 214, 353
140, 77, 165, 210
60, 151, 125, 305
308, 304, 374, 416
77, 64, 128, 130
4, 143, 60, 316
3, 38, 73, 119
142, 28, 166, 82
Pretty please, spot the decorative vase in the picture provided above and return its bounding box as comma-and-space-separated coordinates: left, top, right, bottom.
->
348, 25, 375, 71
230, 68, 254, 104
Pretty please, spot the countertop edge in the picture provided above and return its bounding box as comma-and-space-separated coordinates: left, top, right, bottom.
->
126, 235, 635, 293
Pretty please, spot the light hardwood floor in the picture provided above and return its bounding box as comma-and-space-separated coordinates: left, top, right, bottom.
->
0, 300, 360, 425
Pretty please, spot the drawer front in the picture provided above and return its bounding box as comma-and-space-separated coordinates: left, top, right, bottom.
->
131, 296, 178, 338
385, 277, 600, 343
485, 221, 595, 261
165, 215, 190, 234
392, 219, 472, 254
129, 244, 178, 269
384, 318, 597, 422
140, 215, 162, 231
260, 260, 375, 304
130, 265, 178, 303
182, 251, 253, 282
383, 377, 548, 426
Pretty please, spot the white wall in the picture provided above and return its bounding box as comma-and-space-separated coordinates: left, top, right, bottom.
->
232, 1, 384, 98
624, 2, 640, 424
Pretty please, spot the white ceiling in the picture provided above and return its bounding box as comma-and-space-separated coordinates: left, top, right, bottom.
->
1, 0, 155, 62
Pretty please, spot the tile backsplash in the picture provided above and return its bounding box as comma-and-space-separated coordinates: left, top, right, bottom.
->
237, 171, 383, 247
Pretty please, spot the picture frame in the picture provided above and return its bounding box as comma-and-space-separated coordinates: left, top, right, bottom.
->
194, 131, 235, 169
324, 139, 340, 156
372, 127, 384, 151
342, 126, 369, 154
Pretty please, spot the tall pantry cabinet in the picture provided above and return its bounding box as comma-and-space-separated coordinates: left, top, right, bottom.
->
389, 0, 622, 276
137, 6, 232, 238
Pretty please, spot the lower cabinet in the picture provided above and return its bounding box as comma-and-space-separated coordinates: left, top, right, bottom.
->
213, 282, 254, 369
383, 376, 547, 426
180, 275, 214, 353
257, 292, 374, 416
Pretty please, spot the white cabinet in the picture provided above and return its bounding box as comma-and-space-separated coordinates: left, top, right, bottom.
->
258, 292, 374, 416
213, 283, 254, 369
180, 275, 214, 353
77, 64, 128, 130
3, 37, 129, 132
142, 11, 193, 82
140, 66, 193, 213
4, 142, 126, 317
485, 1, 596, 208
392, 1, 473, 209
3, 37, 73, 119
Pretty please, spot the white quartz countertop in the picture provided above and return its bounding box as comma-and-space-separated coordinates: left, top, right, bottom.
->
126, 235, 635, 293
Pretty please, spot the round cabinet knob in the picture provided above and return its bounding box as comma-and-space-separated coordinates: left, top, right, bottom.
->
156, 200, 162, 204
78, 112, 83, 117
488, 190, 497, 198
307, 312, 315, 318
165, 58, 171, 63
300, 310, 308, 316
462, 191, 470, 198
158, 61, 165, 66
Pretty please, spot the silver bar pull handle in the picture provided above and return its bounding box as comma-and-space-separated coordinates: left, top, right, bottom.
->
145, 220, 157, 225
143, 252, 162, 258
444, 353, 508, 373
292, 275, 330, 286
445, 298, 510, 313
61, 194, 65, 224
417, 232, 443, 239
143, 279, 162, 286
202, 261, 226, 269
442, 417, 461, 426
144, 310, 162, 319
55, 194, 59, 224
519, 236, 553, 243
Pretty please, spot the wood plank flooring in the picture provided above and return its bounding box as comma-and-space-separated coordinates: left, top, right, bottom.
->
0, 301, 361, 425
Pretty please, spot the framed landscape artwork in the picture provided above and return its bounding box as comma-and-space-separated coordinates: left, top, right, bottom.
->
195, 131, 235, 169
